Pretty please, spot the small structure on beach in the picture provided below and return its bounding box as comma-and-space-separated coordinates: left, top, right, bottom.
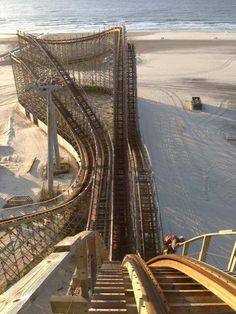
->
191, 96, 202, 110
3, 195, 33, 208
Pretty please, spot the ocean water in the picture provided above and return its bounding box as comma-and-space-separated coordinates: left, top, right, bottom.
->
1, 0, 236, 33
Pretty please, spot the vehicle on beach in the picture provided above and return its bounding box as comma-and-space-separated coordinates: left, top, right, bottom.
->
191, 96, 202, 110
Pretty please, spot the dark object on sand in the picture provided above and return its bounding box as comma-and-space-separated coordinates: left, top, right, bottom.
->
191, 97, 202, 110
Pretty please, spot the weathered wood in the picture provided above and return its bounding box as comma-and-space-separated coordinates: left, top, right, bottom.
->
76, 242, 89, 298
0, 252, 69, 314
164, 289, 221, 303
50, 295, 88, 314
170, 302, 233, 314
54, 231, 92, 252
227, 241, 236, 272
198, 236, 211, 262
148, 256, 236, 311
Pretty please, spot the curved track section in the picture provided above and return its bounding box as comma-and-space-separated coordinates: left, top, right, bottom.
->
146, 255, 236, 313
120, 254, 236, 314
88, 253, 236, 313
0, 27, 162, 292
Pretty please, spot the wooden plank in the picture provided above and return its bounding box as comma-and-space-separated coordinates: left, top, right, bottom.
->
50, 295, 88, 314
89, 309, 127, 313
164, 289, 221, 303
227, 242, 236, 272
92, 293, 126, 300
149, 258, 236, 310
90, 300, 126, 309
155, 275, 194, 283
0, 252, 69, 314
170, 302, 233, 314
198, 236, 211, 262
54, 231, 92, 252
159, 283, 203, 290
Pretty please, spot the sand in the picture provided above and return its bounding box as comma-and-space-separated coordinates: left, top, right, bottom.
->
0, 31, 235, 313
0, 36, 77, 209
0, 32, 236, 246
128, 32, 236, 255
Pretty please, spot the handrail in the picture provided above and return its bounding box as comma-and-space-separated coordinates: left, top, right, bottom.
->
0, 231, 108, 313
181, 229, 236, 245
179, 229, 236, 271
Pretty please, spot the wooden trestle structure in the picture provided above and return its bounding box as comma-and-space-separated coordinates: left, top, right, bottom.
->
0, 27, 162, 293
1, 230, 235, 313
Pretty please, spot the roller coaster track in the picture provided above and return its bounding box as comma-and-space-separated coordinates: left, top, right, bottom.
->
1, 28, 236, 314
127, 43, 161, 260
2, 231, 235, 313
89, 232, 236, 313
119, 254, 236, 313
0, 27, 161, 293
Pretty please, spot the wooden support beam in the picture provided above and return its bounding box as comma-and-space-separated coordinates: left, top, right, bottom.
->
182, 242, 190, 256
227, 241, 236, 273
0, 252, 69, 314
198, 236, 211, 262
76, 242, 89, 298
50, 295, 88, 314
54, 231, 92, 253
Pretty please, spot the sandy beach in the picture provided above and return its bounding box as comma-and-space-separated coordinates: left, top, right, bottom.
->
128, 32, 236, 241
1, 32, 236, 240
0, 36, 77, 208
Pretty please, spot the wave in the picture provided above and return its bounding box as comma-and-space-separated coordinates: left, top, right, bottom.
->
1, 20, 236, 33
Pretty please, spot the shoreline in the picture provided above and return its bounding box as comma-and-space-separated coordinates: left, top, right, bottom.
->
128, 31, 236, 40
1, 31, 236, 40
1, 31, 236, 56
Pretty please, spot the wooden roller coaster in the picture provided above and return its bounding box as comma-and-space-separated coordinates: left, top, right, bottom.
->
0, 26, 160, 294
0, 27, 235, 313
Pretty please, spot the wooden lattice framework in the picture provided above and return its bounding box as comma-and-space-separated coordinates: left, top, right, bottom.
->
0, 27, 162, 293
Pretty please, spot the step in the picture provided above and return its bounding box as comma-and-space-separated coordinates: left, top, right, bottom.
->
163, 289, 221, 303
160, 283, 203, 290
94, 287, 125, 293
150, 267, 177, 271
125, 289, 134, 297
170, 302, 234, 314
90, 300, 126, 309
89, 309, 127, 313
92, 293, 126, 300
99, 270, 123, 275
96, 278, 124, 282
95, 282, 124, 287
152, 269, 183, 275
97, 274, 124, 279
155, 276, 195, 283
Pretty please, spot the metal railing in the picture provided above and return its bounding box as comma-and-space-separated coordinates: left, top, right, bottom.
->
180, 229, 236, 272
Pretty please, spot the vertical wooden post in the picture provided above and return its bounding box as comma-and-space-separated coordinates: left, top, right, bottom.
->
47, 91, 54, 196
76, 242, 89, 298
50, 92, 61, 168
87, 235, 96, 292
96, 234, 104, 269
198, 236, 211, 262
227, 241, 236, 272
182, 242, 190, 256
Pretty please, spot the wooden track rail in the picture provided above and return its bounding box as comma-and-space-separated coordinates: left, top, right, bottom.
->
146, 255, 236, 313
127, 43, 161, 260
0, 26, 161, 294
2, 232, 235, 314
